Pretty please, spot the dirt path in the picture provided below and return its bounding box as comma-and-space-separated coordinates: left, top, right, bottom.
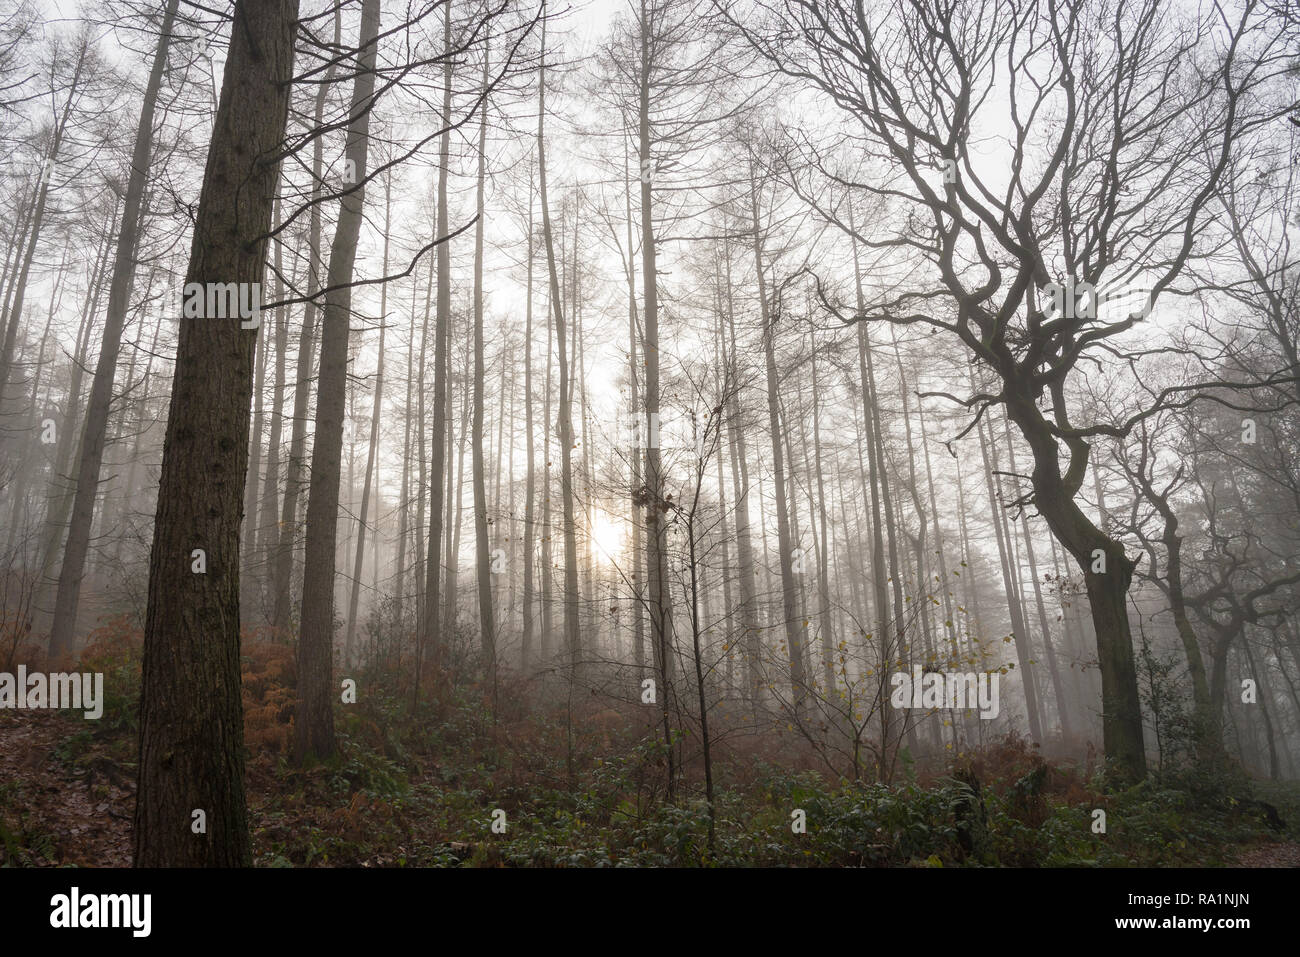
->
0, 710, 133, 866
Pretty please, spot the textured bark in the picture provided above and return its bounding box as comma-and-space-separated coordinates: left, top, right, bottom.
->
134, 0, 298, 866
1004, 385, 1146, 782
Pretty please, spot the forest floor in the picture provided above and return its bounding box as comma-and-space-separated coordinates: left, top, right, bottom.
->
2, 632, 1298, 867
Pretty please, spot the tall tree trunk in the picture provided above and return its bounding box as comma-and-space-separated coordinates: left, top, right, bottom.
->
394, 264, 418, 629
419, 0, 454, 694
443, 352, 466, 640
272, 3, 342, 636
255, 198, 289, 620
134, 0, 298, 866
621, 130, 644, 675
472, 42, 496, 691
750, 168, 805, 715
722, 255, 759, 706
848, 219, 891, 687
343, 175, 391, 668
637, 0, 674, 731
295, 0, 381, 763
540, 296, 554, 663
807, 331, 836, 695
521, 163, 537, 672
32, 198, 117, 593
537, 42, 579, 676
1003, 388, 1146, 782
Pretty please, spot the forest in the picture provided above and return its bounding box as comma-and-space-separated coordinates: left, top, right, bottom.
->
0, 0, 1297, 871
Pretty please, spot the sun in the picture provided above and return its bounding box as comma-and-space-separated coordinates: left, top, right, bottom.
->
590, 511, 625, 564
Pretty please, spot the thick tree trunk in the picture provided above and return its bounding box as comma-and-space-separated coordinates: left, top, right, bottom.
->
134, 0, 297, 866
1002, 388, 1146, 783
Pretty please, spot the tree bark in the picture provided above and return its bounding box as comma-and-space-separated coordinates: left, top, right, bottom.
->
134, 0, 298, 866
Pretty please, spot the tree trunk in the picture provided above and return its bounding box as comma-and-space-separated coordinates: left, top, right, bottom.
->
637, 0, 674, 703
271, 4, 341, 636
750, 168, 806, 715
537, 41, 579, 676
1002, 386, 1147, 783
134, 0, 298, 866
295, 0, 381, 763
521, 163, 537, 672
721, 241, 759, 705
418, 0, 454, 694
343, 177, 391, 668
472, 42, 496, 691
255, 198, 289, 621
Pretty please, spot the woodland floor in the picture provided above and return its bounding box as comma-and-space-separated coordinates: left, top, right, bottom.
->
2, 635, 1298, 868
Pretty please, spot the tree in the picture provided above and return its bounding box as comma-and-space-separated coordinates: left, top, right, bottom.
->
732, 0, 1291, 783
134, 0, 298, 866
536, 17, 580, 675
296, 0, 382, 764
